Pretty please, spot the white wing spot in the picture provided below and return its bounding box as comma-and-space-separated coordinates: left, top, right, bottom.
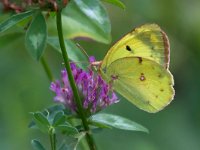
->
140, 73, 146, 81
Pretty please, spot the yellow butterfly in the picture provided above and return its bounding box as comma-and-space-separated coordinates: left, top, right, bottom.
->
99, 24, 175, 113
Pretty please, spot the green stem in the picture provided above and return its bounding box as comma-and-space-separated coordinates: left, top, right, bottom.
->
49, 128, 56, 150
41, 56, 54, 81
53, 132, 56, 150
56, 10, 96, 150
49, 133, 53, 150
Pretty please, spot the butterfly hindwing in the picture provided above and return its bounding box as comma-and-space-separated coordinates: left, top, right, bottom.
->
101, 57, 174, 113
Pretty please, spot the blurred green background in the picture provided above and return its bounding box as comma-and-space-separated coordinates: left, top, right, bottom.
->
1, 0, 200, 150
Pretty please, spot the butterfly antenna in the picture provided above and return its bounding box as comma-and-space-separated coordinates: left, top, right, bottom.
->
75, 43, 99, 71
75, 43, 102, 72
75, 43, 89, 59
62, 61, 89, 65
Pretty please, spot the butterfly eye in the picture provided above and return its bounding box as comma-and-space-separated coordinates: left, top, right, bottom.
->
102, 67, 107, 73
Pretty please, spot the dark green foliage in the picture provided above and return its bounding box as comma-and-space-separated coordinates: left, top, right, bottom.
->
25, 12, 47, 60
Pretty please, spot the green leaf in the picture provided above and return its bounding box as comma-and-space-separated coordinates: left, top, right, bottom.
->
48, 0, 111, 44
45, 104, 71, 116
58, 142, 68, 150
33, 112, 50, 126
101, 0, 126, 9
56, 124, 79, 136
53, 111, 66, 127
31, 139, 46, 150
28, 120, 37, 129
47, 37, 89, 69
47, 104, 65, 113
58, 138, 78, 150
45, 104, 71, 124
25, 12, 47, 60
29, 108, 56, 128
89, 120, 112, 129
29, 105, 70, 130
58, 132, 85, 150
0, 11, 34, 33
90, 127, 104, 134
72, 131, 86, 139
33, 112, 50, 132
89, 113, 149, 133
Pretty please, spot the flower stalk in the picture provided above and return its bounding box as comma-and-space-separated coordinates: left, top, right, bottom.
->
41, 56, 54, 82
49, 127, 56, 150
56, 9, 96, 150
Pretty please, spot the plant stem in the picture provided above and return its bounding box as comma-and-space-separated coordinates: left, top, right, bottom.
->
41, 56, 54, 81
49, 133, 53, 150
56, 10, 96, 150
52, 132, 56, 150
49, 128, 56, 150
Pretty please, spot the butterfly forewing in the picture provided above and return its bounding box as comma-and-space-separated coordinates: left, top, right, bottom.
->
101, 24, 170, 72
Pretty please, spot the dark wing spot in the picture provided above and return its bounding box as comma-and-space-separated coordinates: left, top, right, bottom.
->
138, 57, 143, 64
145, 100, 150, 104
126, 45, 132, 51
160, 88, 164, 92
109, 75, 119, 85
140, 73, 146, 81
111, 75, 118, 80
155, 95, 158, 98
168, 81, 173, 85
151, 46, 154, 50
158, 73, 162, 78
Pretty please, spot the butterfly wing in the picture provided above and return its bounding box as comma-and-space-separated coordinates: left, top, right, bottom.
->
101, 57, 174, 113
101, 24, 170, 72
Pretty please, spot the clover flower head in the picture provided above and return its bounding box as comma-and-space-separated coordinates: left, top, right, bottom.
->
50, 56, 118, 114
